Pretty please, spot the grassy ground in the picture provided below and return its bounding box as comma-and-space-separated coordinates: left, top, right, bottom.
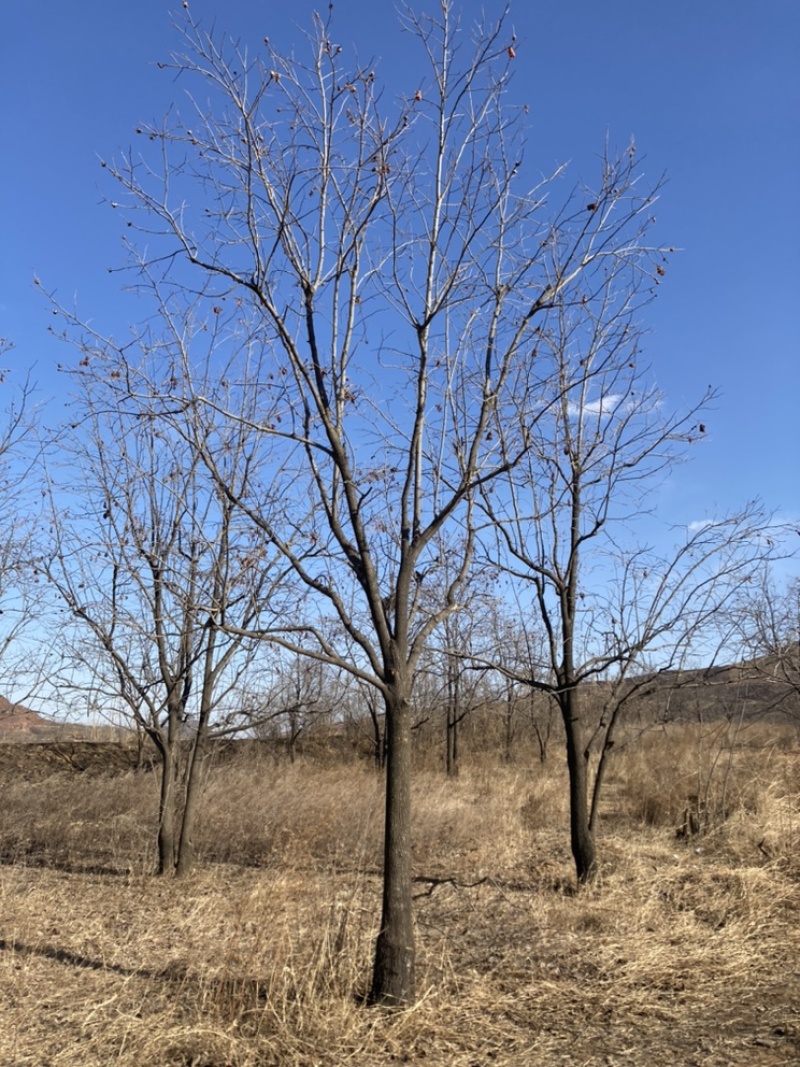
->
1, 725, 799, 1065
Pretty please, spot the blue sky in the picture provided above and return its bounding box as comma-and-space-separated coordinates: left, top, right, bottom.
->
2, 0, 798, 536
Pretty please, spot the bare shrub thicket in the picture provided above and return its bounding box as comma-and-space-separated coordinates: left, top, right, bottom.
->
614, 722, 800, 843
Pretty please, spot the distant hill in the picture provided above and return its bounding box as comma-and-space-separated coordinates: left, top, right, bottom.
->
0, 697, 57, 738
612, 652, 800, 724
0, 697, 131, 743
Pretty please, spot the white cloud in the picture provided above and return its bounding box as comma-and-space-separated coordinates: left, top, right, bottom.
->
566, 394, 623, 419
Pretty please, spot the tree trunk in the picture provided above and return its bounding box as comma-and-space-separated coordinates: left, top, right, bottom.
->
373, 723, 386, 770
157, 743, 178, 876
504, 689, 514, 763
135, 721, 147, 771
589, 739, 612, 833
366, 693, 385, 769
451, 711, 459, 778
589, 699, 625, 832
287, 710, 299, 763
445, 663, 460, 777
370, 685, 415, 1005
560, 690, 597, 884
175, 734, 205, 878
445, 705, 459, 777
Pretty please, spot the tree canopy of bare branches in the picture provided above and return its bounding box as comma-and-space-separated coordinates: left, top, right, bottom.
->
0, 349, 42, 703
732, 574, 800, 719
50, 1, 705, 1002
40, 351, 292, 876
478, 275, 775, 880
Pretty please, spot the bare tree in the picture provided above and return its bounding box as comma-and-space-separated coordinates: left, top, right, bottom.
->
77, 1, 687, 1001
439, 608, 485, 777
482, 611, 556, 763
40, 348, 289, 876
345, 674, 387, 769
732, 573, 800, 721
0, 351, 43, 705
410, 543, 497, 775
480, 283, 774, 881
250, 652, 338, 762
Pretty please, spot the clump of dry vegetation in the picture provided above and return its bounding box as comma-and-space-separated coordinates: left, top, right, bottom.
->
1, 725, 799, 1066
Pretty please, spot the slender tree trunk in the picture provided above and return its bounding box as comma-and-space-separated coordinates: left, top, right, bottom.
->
175, 733, 205, 878
588, 740, 610, 834
539, 698, 556, 763
371, 683, 415, 1004
445, 707, 452, 775
135, 721, 147, 771
504, 689, 514, 763
373, 722, 386, 770
367, 694, 385, 769
287, 710, 299, 763
589, 702, 624, 833
445, 667, 454, 776
157, 743, 178, 876
451, 711, 459, 778
560, 689, 597, 884
445, 664, 460, 777
446, 705, 459, 777
590, 694, 634, 831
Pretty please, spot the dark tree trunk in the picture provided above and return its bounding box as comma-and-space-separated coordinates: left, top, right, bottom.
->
589, 699, 625, 832
370, 685, 415, 1004
560, 689, 597, 884
135, 722, 147, 771
589, 739, 612, 834
287, 710, 300, 763
445, 704, 459, 777
175, 733, 205, 878
451, 710, 459, 777
503, 689, 514, 763
157, 743, 178, 876
366, 692, 386, 769
445, 661, 460, 777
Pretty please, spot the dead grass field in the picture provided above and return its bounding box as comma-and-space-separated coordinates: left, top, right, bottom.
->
1, 724, 799, 1066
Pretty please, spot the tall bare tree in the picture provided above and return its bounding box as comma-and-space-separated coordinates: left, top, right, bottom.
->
82, 1, 682, 1001
480, 284, 773, 881
408, 540, 498, 775
41, 347, 289, 876
482, 610, 557, 763
249, 652, 339, 762
0, 351, 42, 704
732, 573, 800, 721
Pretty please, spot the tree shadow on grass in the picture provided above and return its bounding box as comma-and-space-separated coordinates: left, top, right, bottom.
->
0, 853, 136, 877
0, 937, 166, 979
0, 936, 270, 1022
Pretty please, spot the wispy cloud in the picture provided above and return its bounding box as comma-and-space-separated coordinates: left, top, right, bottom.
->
566, 394, 623, 419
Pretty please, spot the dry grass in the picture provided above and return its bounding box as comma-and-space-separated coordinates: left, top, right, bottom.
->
1, 726, 799, 1065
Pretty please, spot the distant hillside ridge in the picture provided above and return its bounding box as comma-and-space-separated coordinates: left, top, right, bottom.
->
0, 697, 133, 743
0, 696, 55, 736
